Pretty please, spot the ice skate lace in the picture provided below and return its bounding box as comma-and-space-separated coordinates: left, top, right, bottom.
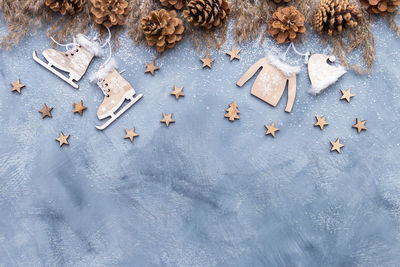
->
50, 36, 81, 57
281, 42, 310, 64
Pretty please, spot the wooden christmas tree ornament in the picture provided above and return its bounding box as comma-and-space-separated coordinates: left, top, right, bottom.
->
145, 60, 159, 75
11, 79, 25, 94
237, 54, 299, 113
224, 102, 240, 121
56, 132, 70, 147
39, 104, 53, 119
308, 54, 346, 95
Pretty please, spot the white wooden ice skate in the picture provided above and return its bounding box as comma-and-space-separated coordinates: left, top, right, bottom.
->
95, 69, 143, 130
33, 35, 101, 89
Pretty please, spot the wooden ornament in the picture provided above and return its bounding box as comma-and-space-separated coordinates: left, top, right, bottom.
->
224, 102, 240, 121
145, 60, 159, 75
330, 138, 344, 153
170, 85, 184, 100
33, 35, 98, 89
314, 116, 328, 130
95, 69, 143, 130
56, 132, 70, 147
200, 54, 214, 69
265, 122, 279, 137
340, 88, 355, 103
308, 54, 346, 95
226, 47, 240, 61
161, 113, 175, 127
124, 128, 139, 142
237, 55, 299, 113
352, 118, 367, 133
39, 104, 53, 119
11, 79, 25, 94
73, 100, 87, 116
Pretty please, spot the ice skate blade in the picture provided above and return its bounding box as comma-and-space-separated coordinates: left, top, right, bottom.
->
33, 51, 79, 89
96, 93, 143, 131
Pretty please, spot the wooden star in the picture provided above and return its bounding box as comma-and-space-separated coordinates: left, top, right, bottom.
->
170, 85, 184, 100
160, 113, 175, 127
124, 128, 139, 142
226, 47, 240, 61
200, 54, 214, 69
352, 118, 367, 133
314, 116, 328, 130
145, 60, 159, 76
11, 79, 25, 94
265, 122, 279, 137
56, 132, 70, 147
330, 138, 344, 153
73, 100, 87, 116
340, 88, 355, 103
39, 104, 53, 119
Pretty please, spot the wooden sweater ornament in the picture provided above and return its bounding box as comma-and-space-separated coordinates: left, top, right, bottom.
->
237, 54, 300, 113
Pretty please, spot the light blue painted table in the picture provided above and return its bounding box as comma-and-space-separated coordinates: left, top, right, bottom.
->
0, 17, 400, 266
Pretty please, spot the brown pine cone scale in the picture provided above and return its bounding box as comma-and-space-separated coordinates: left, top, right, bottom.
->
160, 0, 186, 10
90, 0, 129, 28
141, 9, 185, 53
361, 0, 400, 14
45, 0, 86, 15
314, 0, 361, 36
268, 6, 306, 44
183, 0, 231, 29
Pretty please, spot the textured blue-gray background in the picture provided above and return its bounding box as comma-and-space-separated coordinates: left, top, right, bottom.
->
1, 16, 400, 266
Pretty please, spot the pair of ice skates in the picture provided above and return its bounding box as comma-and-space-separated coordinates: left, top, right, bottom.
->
33, 35, 142, 130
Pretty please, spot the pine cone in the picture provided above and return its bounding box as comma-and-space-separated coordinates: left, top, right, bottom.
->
268, 6, 306, 44
183, 0, 231, 29
90, 0, 129, 28
160, 0, 186, 10
272, 0, 291, 3
314, 0, 361, 36
361, 0, 400, 14
141, 9, 185, 53
45, 0, 86, 15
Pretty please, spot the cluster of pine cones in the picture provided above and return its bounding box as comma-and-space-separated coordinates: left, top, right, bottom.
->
361, 0, 400, 14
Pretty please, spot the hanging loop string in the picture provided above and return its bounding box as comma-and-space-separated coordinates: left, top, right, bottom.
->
50, 36, 78, 52
281, 42, 310, 64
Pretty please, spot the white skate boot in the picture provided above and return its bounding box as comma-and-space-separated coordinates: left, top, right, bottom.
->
33, 34, 102, 89
95, 68, 143, 130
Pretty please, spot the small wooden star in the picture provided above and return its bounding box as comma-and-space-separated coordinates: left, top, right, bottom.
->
226, 47, 240, 61
170, 86, 184, 100
161, 113, 175, 127
314, 116, 328, 130
124, 128, 139, 142
39, 104, 53, 119
145, 60, 159, 76
340, 88, 355, 103
11, 79, 25, 94
265, 122, 279, 137
200, 54, 214, 69
352, 118, 367, 133
330, 138, 344, 153
56, 132, 70, 147
73, 100, 87, 116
